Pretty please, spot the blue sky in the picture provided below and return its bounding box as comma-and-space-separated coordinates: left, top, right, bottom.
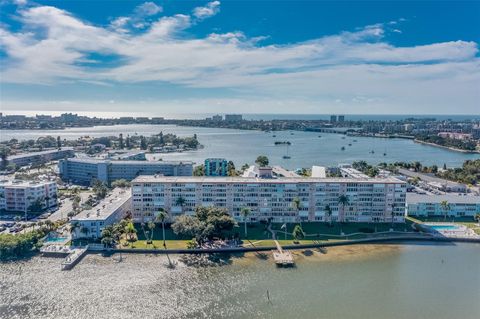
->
0, 0, 479, 116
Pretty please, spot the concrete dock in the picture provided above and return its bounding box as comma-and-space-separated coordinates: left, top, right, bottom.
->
272, 240, 295, 266
61, 246, 89, 270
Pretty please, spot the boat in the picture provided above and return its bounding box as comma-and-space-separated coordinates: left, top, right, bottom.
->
341, 146, 345, 151
274, 141, 291, 145
370, 150, 375, 154
318, 135, 322, 138
348, 143, 352, 146
272, 135, 276, 137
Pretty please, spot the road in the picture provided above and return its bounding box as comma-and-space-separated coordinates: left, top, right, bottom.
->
48, 192, 92, 222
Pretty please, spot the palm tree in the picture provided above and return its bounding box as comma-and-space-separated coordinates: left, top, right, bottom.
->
147, 221, 155, 244
101, 226, 115, 248
292, 197, 302, 223
338, 195, 350, 223
440, 200, 450, 221
44, 219, 54, 231
125, 221, 137, 242
325, 205, 333, 226
240, 207, 251, 238
292, 224, 305, 243
175, 196, 186, 214
155, 209, 169, 248
140, 222, 149, 245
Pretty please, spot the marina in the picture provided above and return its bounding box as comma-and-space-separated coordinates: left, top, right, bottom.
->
1, 125, 478, 168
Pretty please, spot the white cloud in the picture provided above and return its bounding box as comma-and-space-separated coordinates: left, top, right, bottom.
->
0, 2, 479, 114
193, 1, 220, 20
109, 1, 162, 32
135, 2, 162, 16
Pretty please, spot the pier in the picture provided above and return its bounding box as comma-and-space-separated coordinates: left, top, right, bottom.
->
267, 224, 295, 266
272, 239, 295, 266
61, 246, 89, 270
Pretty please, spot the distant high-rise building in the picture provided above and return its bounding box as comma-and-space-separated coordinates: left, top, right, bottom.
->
225, 114, 243, 122
338, 115, 345, 122
60, 113, 79, 123
212, 114, 223, 121
204, 158, 228, 176
330, 115, 337, 123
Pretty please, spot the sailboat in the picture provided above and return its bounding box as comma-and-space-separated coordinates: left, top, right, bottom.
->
283, 144, 291, 159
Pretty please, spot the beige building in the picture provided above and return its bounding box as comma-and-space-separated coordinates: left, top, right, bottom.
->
131, 176, 406, 223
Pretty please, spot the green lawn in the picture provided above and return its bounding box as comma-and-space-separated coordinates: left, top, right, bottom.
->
133, 221, 414, 243
119, 239, 190, 249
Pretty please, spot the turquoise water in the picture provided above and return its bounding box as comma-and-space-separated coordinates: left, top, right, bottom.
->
1, 124, 478, 167
428, 224, 461, 230
44, 236, 68, 243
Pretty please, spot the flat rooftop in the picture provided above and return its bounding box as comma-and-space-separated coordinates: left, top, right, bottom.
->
64, 158, 192, 165
7, 147, 74, 160
72, 188, 131, 221
132, 175, 405, 184
407, 193, 480, 204
398, 168, 465, 187
0, 180, 55, 187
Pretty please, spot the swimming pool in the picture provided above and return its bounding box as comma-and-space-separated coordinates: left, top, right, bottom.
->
427, 224, 461, 231
44, 236, 69, 243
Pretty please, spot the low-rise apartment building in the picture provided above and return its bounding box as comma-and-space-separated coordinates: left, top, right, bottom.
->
3, 147, 74, 168
0, 180, 58, 213
406, 194, 480, 218
204, 158, 228, 176
59, 158, 193, 185
70, 188, 132, 239
131, 176, 406, 223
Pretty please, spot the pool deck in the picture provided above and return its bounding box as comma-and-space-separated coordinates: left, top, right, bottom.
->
423, 222, 479, 239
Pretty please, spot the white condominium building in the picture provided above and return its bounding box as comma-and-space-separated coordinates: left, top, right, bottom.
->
70, 188, 132, 239
406, 194, 480, 218
131, 176, 406, 223
3, 147, 74, 168
0, 180, 58, 213
59, 158, 193, 186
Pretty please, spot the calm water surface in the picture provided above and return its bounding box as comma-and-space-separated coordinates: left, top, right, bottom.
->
1, 125, 478, 167
0, 243, 479, 319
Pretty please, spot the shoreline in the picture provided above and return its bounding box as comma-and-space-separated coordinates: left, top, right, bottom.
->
105, 234, 480, 256
414, 139, 480, 154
